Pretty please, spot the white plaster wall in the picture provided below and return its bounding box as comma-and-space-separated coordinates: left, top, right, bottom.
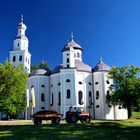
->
62, 49, 75, 68
28, 75, 49, 115
60, 69, 76, 117
50, 73, 61, 112
74, 49, 82, 61
103, 73, 115, 119
114, 106, 128, 120
13, 38, 28, 51
93, 72, 105, 119
10, 50, 31, 73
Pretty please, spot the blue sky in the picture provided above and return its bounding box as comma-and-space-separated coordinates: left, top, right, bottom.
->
0, 0, 140, 69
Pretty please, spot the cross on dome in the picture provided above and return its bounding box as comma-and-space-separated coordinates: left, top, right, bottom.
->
71, 32, 74, 41
100, 57, 103, 63
21, 15, 23, 22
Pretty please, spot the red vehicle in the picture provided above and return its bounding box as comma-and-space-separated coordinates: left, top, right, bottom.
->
66, 106, 92, 123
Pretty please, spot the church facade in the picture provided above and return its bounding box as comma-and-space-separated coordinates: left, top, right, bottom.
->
3, 17, 128, 120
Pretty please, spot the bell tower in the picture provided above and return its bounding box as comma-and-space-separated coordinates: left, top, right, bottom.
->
10, 15, 31, 73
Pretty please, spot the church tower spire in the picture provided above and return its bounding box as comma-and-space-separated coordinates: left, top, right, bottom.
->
9, 15, 31, 74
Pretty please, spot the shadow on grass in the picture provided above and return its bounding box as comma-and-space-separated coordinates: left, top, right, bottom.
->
0, 122, 140, 140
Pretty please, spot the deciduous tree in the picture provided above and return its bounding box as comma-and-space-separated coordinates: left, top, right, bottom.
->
0, 60, 28, 118
106, 66, 140, 118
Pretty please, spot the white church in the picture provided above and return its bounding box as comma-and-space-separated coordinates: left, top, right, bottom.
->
5, 16, 128, 120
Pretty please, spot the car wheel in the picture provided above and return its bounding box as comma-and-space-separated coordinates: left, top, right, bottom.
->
71, 114, 78, 123
34, 119, 42, 125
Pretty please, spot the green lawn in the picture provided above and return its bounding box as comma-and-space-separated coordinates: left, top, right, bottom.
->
0, 112, 140, 140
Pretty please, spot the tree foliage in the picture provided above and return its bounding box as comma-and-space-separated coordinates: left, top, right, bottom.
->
0, 60, 28, 117
31, 61, 49, 72
106, 66, 140, 118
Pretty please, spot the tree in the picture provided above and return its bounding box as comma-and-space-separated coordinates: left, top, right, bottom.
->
0, 60, 28, 118
106, 66, 140, 118
31, 61, 49, 72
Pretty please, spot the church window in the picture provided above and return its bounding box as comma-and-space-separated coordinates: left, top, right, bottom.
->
58, 82, 61, 86
67, 54, 69, 56
96, 91, 99, 100
118, 106, 122, 109
13, 56, 16, 62
18, 43, 20, 47
58, 92, 61, 106
66, 79, 70, 82
89, 82, 92, 85
106, 80, 110, 84
67, 89, 71, 99
107, 90, 110, 95
77, 53, 80, 57
41, 107, 45, 110
19, 55, 22, 61
50, 94, 53, 106
95, 82, 99, 85
89, 91, 92, 105
67, 58, 69, 63
96, 105, 100, 108
67, 64, 69, 68
41, 93, 45, 102
78, 91, 84, 105
79, 81, 83, 84
41, 85, 45, 88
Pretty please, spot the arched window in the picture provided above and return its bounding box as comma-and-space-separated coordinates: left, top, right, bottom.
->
78, 91, 84, 105
96, 91, 99, 100
67, 64, 69, 68
107, 90, 110, 95
58, 82, 61, 86
89, 91, 92, 105
41, 85, 45, 88
89, 82, 92, 85
67, 89, 71, 99
95, 82, 99, 85
79, 81, 83, 84
106, 80, 110, 84
67, 58, 69, 63
41, 93, 45, 102
18, 43, 20, 47
66, 79, 70, 82
58, 92, 61, 106
19, 55, 22, 61
50, 94, 53, 106
77, 53, 80, 57
13, 56, 16, 62
41, 107, 45, 110
96, 105, 100, 108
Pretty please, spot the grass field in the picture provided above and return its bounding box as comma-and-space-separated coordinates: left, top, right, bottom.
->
0, 112, 140, 140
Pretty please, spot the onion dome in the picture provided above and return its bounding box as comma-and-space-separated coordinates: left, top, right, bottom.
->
17, 15, 27, 30
93, 58, 111, 72
62, 33, 83, 52
29, 67, 51, 77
